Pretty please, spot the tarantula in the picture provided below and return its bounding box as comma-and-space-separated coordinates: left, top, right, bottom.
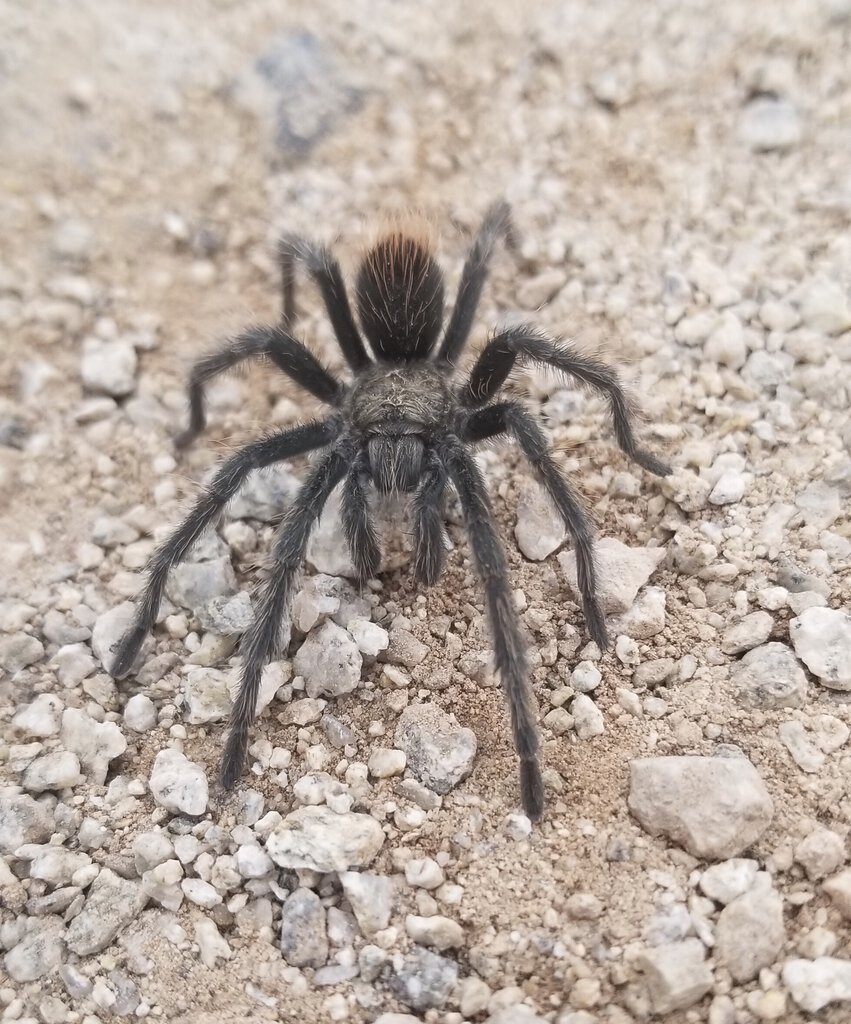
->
110, 202, 670, 820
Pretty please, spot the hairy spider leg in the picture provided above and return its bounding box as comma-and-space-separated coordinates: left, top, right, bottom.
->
110, 419, 341, 678
460, 325, 672, 477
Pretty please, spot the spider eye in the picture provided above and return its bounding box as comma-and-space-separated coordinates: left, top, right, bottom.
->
356, 235, 445, 362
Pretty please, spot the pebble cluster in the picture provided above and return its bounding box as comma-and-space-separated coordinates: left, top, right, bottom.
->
2, 0, 851, 1022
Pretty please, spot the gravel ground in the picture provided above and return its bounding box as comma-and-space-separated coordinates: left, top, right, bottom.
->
2, 1, 851, 1022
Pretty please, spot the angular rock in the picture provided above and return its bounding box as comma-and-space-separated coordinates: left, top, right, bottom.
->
306, 494, 356, 577
559, 538, 665, 615
183, 667, 231, 723
11, 694, 63, 738
123, 693, 157, 733
405, 914, 464, 951
294, 620, 362, 699
790, 607, 851, 690
0, 632, 45, 674
637, 938, 713, 1014
266, 805, 384, 872
197, 592, 254, 635
391, 945, 459, 1012
794, 828, 846, 881
227, 464, 300, 521
4, 917, 65, 982
395, 703, 476, 795
22, 751, 82, 793
572, 694, 604, 740
628, 755, 773, 859
60, 707, 126, 784
721, 611, 773, 656
699, 859, 759, 905
149, 748, 208, 816
280, 887, 328, 967
714, 884, 785, 982
91, 603, 143, 670
166, 557, 237, 617
823, 868, 851, 919
340, 871, 394, 936
0, 791, 54, 854
514, 482, 566, 560
80, 339, 137, 397
783, 958, 851, 1013
731, 642, 808, 709
779, 720, 825, 773
65, 868, 148, 955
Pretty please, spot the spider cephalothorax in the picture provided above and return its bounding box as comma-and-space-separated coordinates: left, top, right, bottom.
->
110, 202, 670, 820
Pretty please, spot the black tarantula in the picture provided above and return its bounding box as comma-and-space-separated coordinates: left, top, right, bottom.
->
111, 202, 670, 820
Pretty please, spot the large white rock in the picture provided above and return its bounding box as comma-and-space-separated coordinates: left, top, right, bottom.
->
514, 482, 566, 561
558, 538, 665, 615
637, 938, 714, 1014
266, 805, 384, 872
783, 958, 851, 1013
294, 620, 362, 699
790, 607, 851, 690
60, 708, 126, 785
628, 755, 773, 859
714, 882, 785, 982
149, 749, 208, 816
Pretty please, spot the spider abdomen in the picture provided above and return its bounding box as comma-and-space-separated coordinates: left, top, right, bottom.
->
355, 233, 445, 361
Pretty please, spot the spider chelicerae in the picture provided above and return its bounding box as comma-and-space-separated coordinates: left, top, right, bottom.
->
110, 202, 670, 820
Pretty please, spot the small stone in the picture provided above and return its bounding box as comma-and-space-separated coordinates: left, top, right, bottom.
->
790, 607, 851, 690
779, 720, 826, 773
559, 539, 665, 615
194, 919, 231, 968
0, 632, 45, 674
704, 312, 747, 369
4, 918, 65, 982
235, 843, 273, 879
280, 888, 328, 968
572, 694, 604, 740
347, 618, 389, 657
794, 828, 846, 880
699, 859, 759, 904
183, 667, 231, 723
52, 643, 97, 686
22, 750, 82, 792
26, 846, 91, 886
294, 620, 362, 698
197, 592, 254, 634
514, 482, 566, 560
660, 469, 711, 512
0, 792, 53, 854
709, 470, 747, 506
823, 868, 851, 919
91, 602, 142, 669
266, 805, 384, 872
65, 868, 148, 955
721, 612, 773, 655
141, 860, 183, 911
405, 914, 464, 950
612, 585, 666, 639
395, 703, 477, 795
124, 693, 157, 732
12, 694, 63, 737
783, 957, 851, 1013
571, 661, 602, 692
459, 977, 492, 1018
628, 755, 773, 859
386, 628, 429, 669
391, 946, 459, 1012
60, 707, 126, 784
133, 831, 174, 874
638, 938, 713, 1014
306, 495, 357, 576
797, 278, 851, 336
80, 339, 137, 397
405, 858, 445, 890
737, 97, 801, 152
368, 748, 406, 778
166, 557, 237, 618
714, 884, 785, 982
339, 871, 394, 936
732, 643, 808, 709
281, 697, 326, 726
182, 877, 222, 909
149, 748, 208, 816
565, 892, 604, 920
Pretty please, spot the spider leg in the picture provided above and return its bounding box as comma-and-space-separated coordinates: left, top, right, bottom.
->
110, 418, 341, 679
278, 235, 372, 371
341, 450, 380, 584
462, 401, 607, 650
459, 325, 671, 476
221, 442, 353, 788
437, 201, 516, 366
438, 436, 544, 821
175, 325, 343, 449
411, 449, 448, 586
